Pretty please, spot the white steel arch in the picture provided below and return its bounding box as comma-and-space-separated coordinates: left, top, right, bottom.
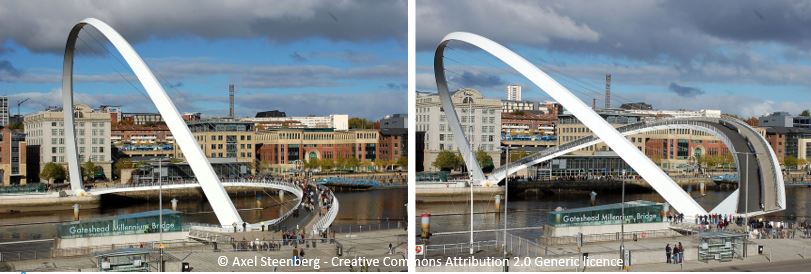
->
61, 18, 243, 227
434, 32, 706, 216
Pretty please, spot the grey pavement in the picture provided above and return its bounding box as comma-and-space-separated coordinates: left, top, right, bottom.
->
6, 229, 406, 272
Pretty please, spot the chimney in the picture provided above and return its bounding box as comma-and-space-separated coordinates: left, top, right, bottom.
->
592, 98, 596, 110
229, 84, 235, 118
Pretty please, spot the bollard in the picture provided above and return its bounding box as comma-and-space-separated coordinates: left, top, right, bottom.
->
171, 198, 178, 211
495, 195, 501, 212
73, 203, 80, 221
420, 213, 431, 240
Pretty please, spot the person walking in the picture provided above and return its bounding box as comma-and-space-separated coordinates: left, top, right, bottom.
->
292, 247, 299, 262
665, 244, 672, 264
677, 242, 684, 263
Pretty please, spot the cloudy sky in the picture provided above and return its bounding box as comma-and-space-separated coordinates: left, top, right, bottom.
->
0, 0, 406, 119
416, 0, 811, 117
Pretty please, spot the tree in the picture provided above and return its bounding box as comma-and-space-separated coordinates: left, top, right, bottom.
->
346, 156, 361, 170
801, 110, 811, 117
319, 159, 335, 170
650, 154, 663, 166
396, 156, 408, 169
113, 158, 134, 178
360, 160, 374, 171
349, 117, 375, 129
41, 163, 67, 184
744, 117, 759, 127
8, 123, 23, 130
81, 161, 98, 183
432, 150, 463, 171
476, 150, 495, 173
374, 158, 387, 171
304, 158, 320, 170
785, 156, 800, 170
508, 150, 530, 162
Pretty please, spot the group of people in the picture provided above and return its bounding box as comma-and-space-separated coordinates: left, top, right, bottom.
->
665, 242, 685, 264
667, 212, 685, 224
552, 174, 643, 182
281, 230, 307, 246
232, 237, 281, 251
694, 213, 737, 230
749, 219, 810, 239
318, 186, 335, 217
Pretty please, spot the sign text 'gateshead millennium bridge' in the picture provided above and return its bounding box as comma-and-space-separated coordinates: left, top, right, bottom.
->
58, 209, 182, 238
548, 200, 664, 227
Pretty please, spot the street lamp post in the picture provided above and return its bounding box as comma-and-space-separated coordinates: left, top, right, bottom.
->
467, 92, 475, 256
158, 157, 164, 272
503, 143, 510, 272
619, 177, 625, 270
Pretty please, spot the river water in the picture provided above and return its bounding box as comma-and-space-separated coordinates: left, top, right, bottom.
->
0, 187, 406, 243
416, 186, 811, 244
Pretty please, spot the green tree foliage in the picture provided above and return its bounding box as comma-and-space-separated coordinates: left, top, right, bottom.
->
432, 150, 463, 171
304, 158, 320, 170
801, 110, 811, 117
476, 150, 494, 172
508, 150, 530, 162
8, 123, 23, 130
81, 161, 97, 183
113, 158, 134, 177
346, 156, 361, 170
784, 156, 800, 169
41, 162, 67, 183
319, 158, 335, 170
348, 117, 375, 129
396, 156, 408, 169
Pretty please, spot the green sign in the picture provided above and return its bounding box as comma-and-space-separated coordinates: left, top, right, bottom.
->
58, 209, 182, 238
547, 200, 664, 227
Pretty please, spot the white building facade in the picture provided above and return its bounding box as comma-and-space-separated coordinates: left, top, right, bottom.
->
242, 114, 349, 131
506, 84, 522, 101
417, 88, 502, 172
0, 96, 8, 127
24, 104, 112, 181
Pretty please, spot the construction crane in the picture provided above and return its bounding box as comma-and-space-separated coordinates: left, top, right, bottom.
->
16, 98, 30, 117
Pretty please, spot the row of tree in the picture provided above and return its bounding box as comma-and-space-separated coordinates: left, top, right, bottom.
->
432, 150, 493, 172
302, 156, 408, 171
40, 161, 104, 184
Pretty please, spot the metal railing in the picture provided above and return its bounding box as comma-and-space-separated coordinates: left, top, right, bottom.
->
330, 221, 406, 234
312, 195, 340, 234
0, 250, 51, 262
424, 240, 499, 256
501, 232, 546, 258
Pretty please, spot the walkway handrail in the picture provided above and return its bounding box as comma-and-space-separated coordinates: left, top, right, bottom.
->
86, 179, 306, 231
312, 194, 340, 234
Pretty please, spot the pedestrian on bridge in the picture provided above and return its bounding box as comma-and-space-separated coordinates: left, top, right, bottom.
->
665, 244, 672, 264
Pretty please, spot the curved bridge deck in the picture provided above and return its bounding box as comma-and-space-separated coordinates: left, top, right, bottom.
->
88, 179, 319, 231
489, 117, 784, 216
